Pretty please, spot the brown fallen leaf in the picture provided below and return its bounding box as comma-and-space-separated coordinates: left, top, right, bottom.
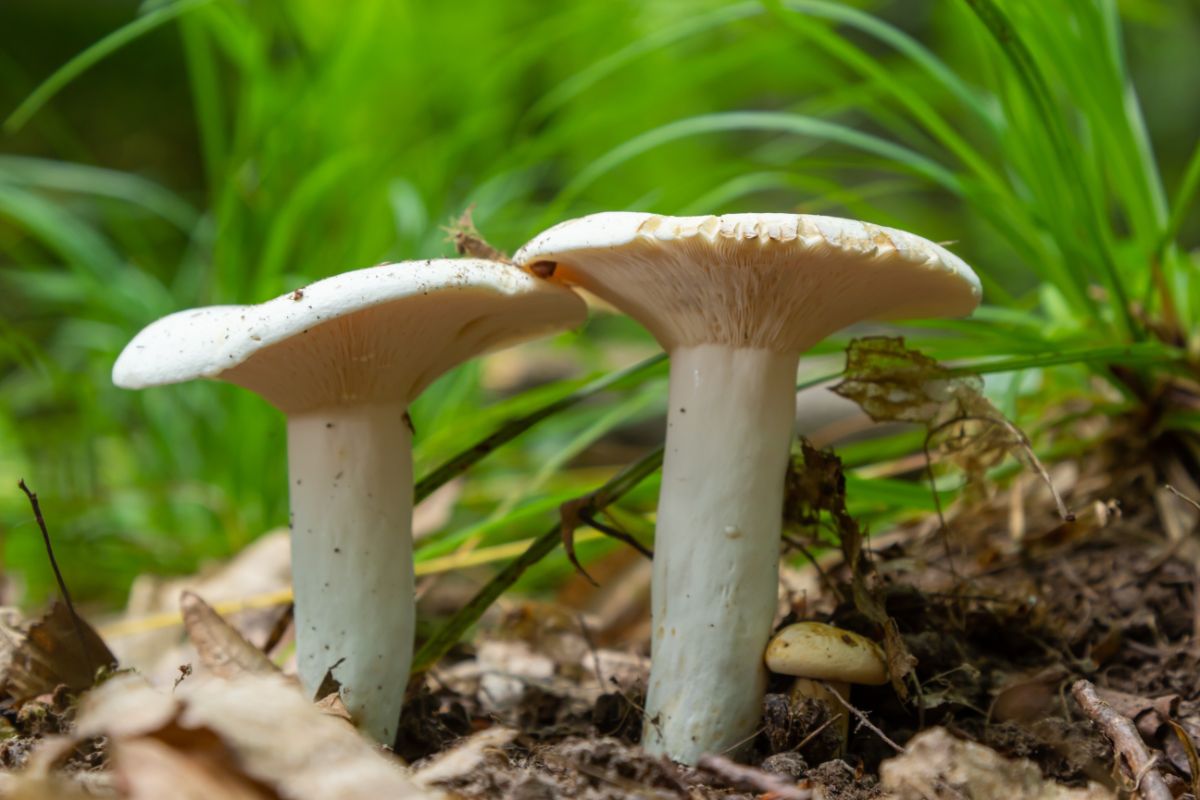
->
833, 336, 1072, 519
180, 591, 279, 680
0, 602, 116, 703
114, 736, 280, 800
70, 673, 442, 799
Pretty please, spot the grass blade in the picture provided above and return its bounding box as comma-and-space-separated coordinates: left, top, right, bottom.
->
4, 0, 212, 133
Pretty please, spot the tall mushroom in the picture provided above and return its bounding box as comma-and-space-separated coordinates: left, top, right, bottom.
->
113, 260, 585, 743
514, 213, 980, 763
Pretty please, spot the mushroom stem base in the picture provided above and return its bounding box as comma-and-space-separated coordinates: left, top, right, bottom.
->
642, 344, 798, 764
288, 403, 414, 744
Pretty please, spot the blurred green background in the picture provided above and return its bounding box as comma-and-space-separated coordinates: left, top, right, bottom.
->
1, 0, 1197, 606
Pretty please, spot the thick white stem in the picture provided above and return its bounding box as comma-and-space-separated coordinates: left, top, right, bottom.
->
287, 403, 414, 744
642, 345, 798, 764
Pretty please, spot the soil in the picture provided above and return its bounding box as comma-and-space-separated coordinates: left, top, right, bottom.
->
399, 450, 1200, 798
6, 444, 1200, 798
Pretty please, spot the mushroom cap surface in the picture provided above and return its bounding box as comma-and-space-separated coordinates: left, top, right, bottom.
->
113, 259, 586, 413
514, 212, 981, 353
764, 621, 888, 685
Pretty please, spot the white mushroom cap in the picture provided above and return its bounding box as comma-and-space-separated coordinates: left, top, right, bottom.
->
113, 259, 587, 413
764, 621, 888, 685
514, 212, 981, 353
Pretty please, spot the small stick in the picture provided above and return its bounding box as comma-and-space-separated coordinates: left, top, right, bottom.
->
17, 479, 93, 664
792, 714, 839, 752
1071, 679, 1172, 800
820, 680, 906, 753
1166, 484, 1200, 512
782, 534, 842, 602
578, 508, 653, 559
696, 753, 812, 800
261, 602, 295, 656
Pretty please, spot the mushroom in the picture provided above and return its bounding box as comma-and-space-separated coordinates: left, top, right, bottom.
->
764, 621, 888, 748
513, 212, 980, 763
113, 260, 585, 743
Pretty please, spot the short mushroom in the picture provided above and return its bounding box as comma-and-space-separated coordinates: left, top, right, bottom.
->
113, 260, 585, 743
764, 621, 888, 747
514, 212, 979, 763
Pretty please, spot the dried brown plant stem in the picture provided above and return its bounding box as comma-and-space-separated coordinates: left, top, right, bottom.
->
1072, 679, 1172, 800
696, 753, 813, 799
821, 680, 906, 754
17, 479, 94, 665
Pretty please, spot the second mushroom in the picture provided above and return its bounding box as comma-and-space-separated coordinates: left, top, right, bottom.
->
113, 259, 585, 743
515, 212, 980, 763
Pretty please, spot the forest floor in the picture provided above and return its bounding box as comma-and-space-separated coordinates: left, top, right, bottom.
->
1, 439, 1198, 799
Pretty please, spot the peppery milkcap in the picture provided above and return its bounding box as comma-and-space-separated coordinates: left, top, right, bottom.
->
765, 621, 888, 686
114, 259, 586, 410
515, 212, 980, 352
114, 259, 585, 743
515, 212, 979, 764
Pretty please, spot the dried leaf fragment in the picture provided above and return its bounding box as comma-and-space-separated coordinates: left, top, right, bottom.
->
443, 206, 510, 263
180, 591, 279, 680
833, 337, 1071, 519
784, 440, 916, 697
69, 673, 442, 800
0, 602, 116, 703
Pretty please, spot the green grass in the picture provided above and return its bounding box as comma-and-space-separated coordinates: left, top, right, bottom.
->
0, 0, 1196, 607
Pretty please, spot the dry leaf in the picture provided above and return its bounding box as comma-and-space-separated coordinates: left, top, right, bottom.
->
115, 530, 292, 683
69, 673, 442, 799
0, 602, 116, 702
114, 736, 280, 800
180, 591, 279, 680
833, 337, 1071, 519
784, 440, 916, 697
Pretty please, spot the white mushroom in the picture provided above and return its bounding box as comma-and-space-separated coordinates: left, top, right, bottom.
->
764, 621, 889, 747
514, 212, 979, 763
113, 260, 585, 743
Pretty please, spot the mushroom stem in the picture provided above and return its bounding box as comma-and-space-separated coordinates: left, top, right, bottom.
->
642, 344, 798, 763
287, 402, 414, 744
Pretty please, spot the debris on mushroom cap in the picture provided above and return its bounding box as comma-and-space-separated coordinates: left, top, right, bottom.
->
112, 259, 586, 413
764, 621, 888, 685
513, 212, 981, 353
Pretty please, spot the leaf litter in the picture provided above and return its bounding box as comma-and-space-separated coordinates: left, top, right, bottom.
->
5, 338, 1200, 797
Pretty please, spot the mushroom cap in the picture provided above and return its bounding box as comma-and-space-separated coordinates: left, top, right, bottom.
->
514, 212, 981, 353
113, 259, 586, 413
764, 621, 888, 685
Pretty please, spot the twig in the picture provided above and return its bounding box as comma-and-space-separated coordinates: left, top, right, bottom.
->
17, 479, 94, 666
575, 614, 606, 688
718, 724, 766, 756
782, 534, 842, 603
1165, 484, 1200, 512
696, 753, 812, 799
561, 498, 653, 587
579, 508, 653, 559
1072, 679, 1173, 800
820, 680, 906, 753
792, 714, 838, 752
442, 206, 510, 262
261, 602, 294, 656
